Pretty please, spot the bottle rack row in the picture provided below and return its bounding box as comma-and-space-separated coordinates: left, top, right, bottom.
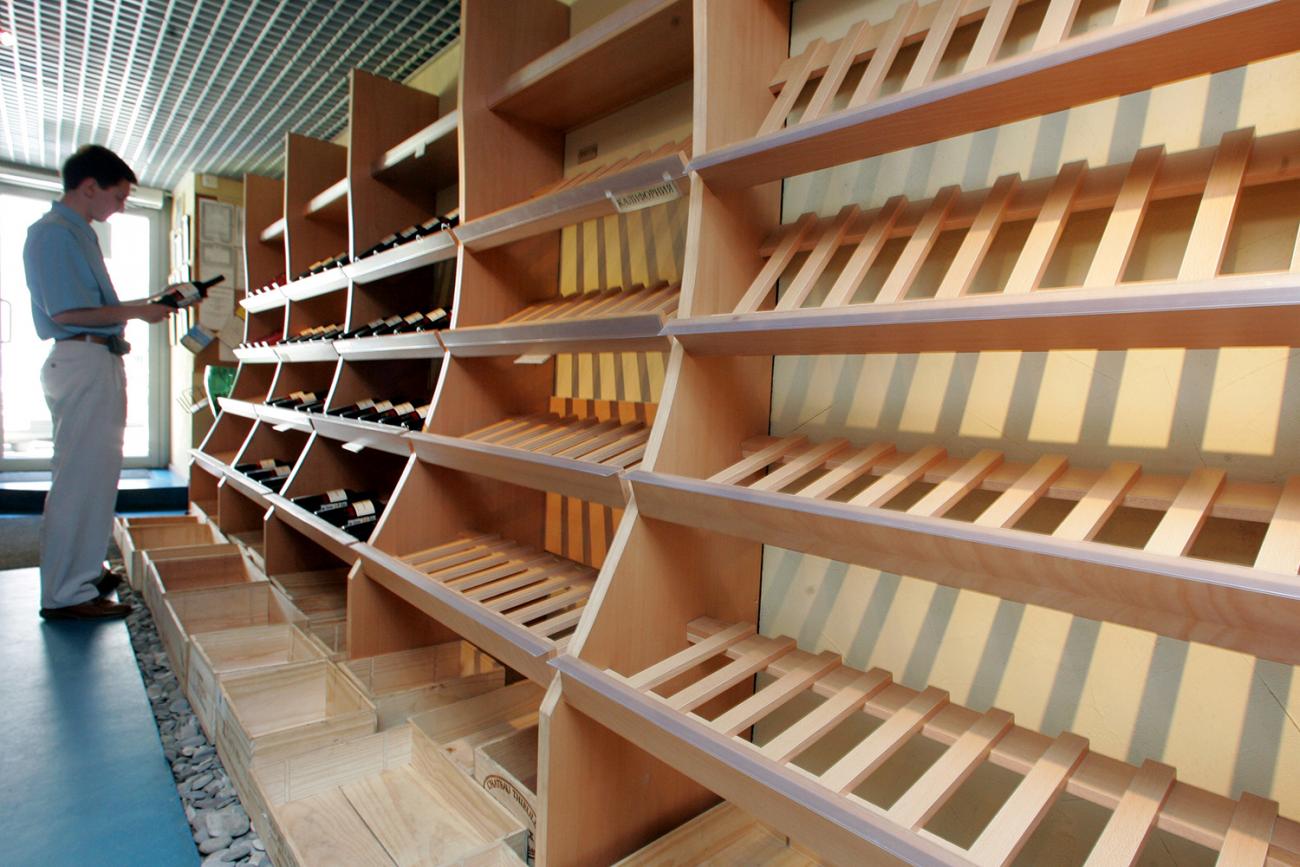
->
184, 0, 1300, 862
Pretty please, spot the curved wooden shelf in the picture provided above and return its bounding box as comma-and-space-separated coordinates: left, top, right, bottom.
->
555, 616, 1300, 866
456, 142, 690, 252
254, 404, 316, 433
616, 802, 820, 865
488, 0, 691, 130
232, 345, 281, 363
441, 282, 679, 357
279, 267, 349, 302
259, 217, 286, 243
343, 230, 458, 285
680, 127, 1300, 352
240, 288, 286, 313
409, 411, 650, 507
358, 534, 597, 686
332, 330, 446, 361
372, 109, 460, 190
309, 413, 413, 458
189, 447, 231, 479
692, 0, 1300, 190
221, 465, 275, 504
625, 432, 1300, 664
305, 176, 348, 223
274, 341, 339, 363
265, 493, 360, 562
217, 397, 262, 421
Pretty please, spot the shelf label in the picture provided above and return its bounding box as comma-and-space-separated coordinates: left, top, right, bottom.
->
515, 353, 552, 365
608, 179, 681, 213
272, 423, 292, 433
342, 441, 367, 454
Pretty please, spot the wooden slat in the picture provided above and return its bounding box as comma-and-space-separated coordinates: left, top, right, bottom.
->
708, 652, 842, 737
796, 442, 897, 500
666, 637, 797, 713
875, 185, 960, 304
802, 20, 873, 123
934, 173, 1020, 300
758, 39, 826, 137
1179, 128, 1255, 281
1143, 468, 1225, 556
902, 0, 963, 92
907, 449, 1004, 517
819, 686, 949, 794
750, 438, 851, 493
759, 669, 892, 764
848, 445, 947, 508
848, 1, 918, 108
1113, 0, 1156, 25
967, 733, 1089, 866
964, 0, 1017, 72
821, 196, 908, 308
1255, 475, 1300, 574
889, 709, 1015, 829
1052, 461, 1141, 542
734, 214, 819, 314
1214, 793, 1277, 867
1082, 760, 1176, 867
776, 205, 861, 311
1033, 0, 1084, 51
1084, 145, 1165, 288
974, 454, 1069, 528
625, 622, 755, 691
1003, 160, 1087, 294
709, 436, 808, 486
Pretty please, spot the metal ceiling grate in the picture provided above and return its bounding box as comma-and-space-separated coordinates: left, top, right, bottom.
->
0, 1, 460, 190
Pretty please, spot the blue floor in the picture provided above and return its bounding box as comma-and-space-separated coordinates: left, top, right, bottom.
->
0, 567, 198, 866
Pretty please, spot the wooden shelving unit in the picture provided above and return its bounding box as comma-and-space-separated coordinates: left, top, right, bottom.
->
179, 0, 1300, 863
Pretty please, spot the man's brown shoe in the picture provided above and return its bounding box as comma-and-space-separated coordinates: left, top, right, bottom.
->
40, 598, 132, 620
94, 567, 124, 598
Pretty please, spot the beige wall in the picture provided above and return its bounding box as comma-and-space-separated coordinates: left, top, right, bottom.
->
758, 0, 1300, 825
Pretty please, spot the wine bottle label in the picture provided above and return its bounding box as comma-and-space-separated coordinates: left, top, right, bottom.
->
325, 489, 348, 503
258, 458, 277, 469
176, 283, 201, 303
371, 401, 394, 413
426, 308, 447, 322
352, 500, 377, 517
382, 315, 403, 327
355, 399, 376, 411
392, 402, 415, 415
271, 465, 290, 478
403, 312, 424, 324
416, 404, 431, 418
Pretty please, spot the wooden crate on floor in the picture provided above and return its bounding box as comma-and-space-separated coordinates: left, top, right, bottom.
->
186, 624, 329, 740
122, 519, 223, 590
142, 546, 262, 620
214, 660, 377, 818
473, 723, 538, 834
340, 641, 506, 730
113, 514, 199, 563
616, 802, 822, 865
154, 574, 296, 682
251, 724, 528, 867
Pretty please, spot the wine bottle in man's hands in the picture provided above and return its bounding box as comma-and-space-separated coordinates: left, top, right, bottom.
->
152, 274, 226, 309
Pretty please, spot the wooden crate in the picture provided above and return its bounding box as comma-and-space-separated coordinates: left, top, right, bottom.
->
616, 802, 822, 865
186, 624, 329, 741
214, 660, 377, 817
113, 513, 199, 562
473, 724, 538, 834
251, 724, 528, 867
340, 641, 506, 730
156, 581, 304, 685
142, 546, 262, 620
122, 520, 222, 590
412, 680, 545, 779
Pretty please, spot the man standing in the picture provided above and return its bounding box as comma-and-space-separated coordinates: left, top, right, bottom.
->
23, 145, 171, 620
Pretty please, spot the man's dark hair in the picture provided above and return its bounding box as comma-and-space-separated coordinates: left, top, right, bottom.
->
61, 145, 137, 192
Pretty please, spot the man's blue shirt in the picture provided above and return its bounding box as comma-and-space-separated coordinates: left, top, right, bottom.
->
23, 201, 123, 340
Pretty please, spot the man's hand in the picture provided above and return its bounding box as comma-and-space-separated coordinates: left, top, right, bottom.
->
131, 302, 172, 324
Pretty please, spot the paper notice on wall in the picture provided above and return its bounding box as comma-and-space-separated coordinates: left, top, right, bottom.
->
198, 199, 236, 245
199, 285, 235, 332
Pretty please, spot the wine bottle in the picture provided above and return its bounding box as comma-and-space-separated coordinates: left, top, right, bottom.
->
152, 274, 225, 309
246, 464, 291, 482
233, 458, 280, 474
291, 488, 364, 512
265, 391, 307, 408
326, 398, 376, 417
368, 315, 406, 337
299, 398, 326, 413
387, 403, 430, 430
263, 476, 289, 493
353, 400, 398, 422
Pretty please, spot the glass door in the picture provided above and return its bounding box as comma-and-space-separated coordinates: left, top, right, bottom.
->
0, 186, 167, 469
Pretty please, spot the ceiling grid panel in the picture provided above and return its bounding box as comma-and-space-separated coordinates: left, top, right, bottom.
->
0, 0, 460, 189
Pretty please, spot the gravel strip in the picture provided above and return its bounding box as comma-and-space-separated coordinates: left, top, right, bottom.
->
120, 585, 272, 867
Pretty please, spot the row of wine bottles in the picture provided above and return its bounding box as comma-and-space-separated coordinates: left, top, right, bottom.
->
290, 488, 389, 539
263, 392, 430, 429
233, 458, 292, 493
236, 308, 449, 351
354, 214, 459, 261
149, 275, 225, 309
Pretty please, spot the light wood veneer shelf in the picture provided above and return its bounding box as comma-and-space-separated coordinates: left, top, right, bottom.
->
372, 109, 459, 188
627, 431, 1300, 664
278, 268, 348, 303
273, 340, 339, 363
456, 141, 690, 251
265, 492, 359, 562
304, 176, 348, 222
253, 404, 315, 433
555, 616, 1300, 866
239, 288, 286, 313
259, 217, 286, 243
676, 127, 1300, 353
217, 397, 261, 421
342, 230, 458, 285
231, 345, 281, 363
308, 413, 413, 458
440, 281, 679, 357
332, 330, 446, 362
691, 0, 1300, 189
359, 533, 596, 687
487, 0, 691, 130
409, 405, 652, 507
